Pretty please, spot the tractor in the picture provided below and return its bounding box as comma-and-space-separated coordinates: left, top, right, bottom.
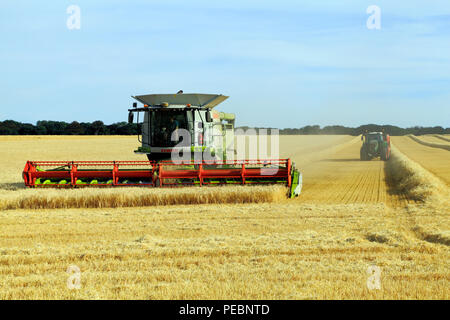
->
360, 131, 391, 161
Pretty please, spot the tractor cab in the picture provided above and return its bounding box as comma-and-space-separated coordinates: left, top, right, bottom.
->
363, 132, 383, 144
128, 93, 235, 161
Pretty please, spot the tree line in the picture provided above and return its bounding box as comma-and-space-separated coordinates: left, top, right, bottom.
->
0, 120, 139, 135
238, 124, 450, 136
0, 120, 448, 136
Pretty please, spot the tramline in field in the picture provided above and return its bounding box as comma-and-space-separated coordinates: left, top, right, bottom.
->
22, 92, 302, 198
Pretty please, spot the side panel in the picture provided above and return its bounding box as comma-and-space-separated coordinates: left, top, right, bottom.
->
142, 111, 150, 148
193, 110, 203, 147
223, 123, 234, 159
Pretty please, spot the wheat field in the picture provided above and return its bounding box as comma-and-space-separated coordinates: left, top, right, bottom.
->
417, 135, 450, 146
0, 135, 448, 299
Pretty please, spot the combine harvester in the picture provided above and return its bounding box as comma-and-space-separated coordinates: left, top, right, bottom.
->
23, 93, 302, 198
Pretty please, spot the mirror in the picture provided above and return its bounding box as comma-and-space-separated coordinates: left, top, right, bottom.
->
133, 102, 137, 108
128, 111, 134, 124
206, 110, 212, 122
197, 122, 203, 129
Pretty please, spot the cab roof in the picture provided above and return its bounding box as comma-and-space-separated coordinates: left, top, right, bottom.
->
132, 93, 228, 109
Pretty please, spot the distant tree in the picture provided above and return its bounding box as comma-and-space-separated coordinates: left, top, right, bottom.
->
64, 121, 85, 135
0, 120, 21, 135
302, 125, 321, 134
321, 125, 353, 135
90, 120, 106, 135
431, 126, 444, 134
18, 123, 37, 135
106, 123, 119, 135
115, 122, 138, 135
35, 125, 48, 135
37, 121, 68, 135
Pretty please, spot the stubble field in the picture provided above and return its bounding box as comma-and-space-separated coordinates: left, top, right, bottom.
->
0, 135, 448, 299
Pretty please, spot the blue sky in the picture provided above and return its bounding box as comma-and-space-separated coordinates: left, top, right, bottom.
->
0, 0, 449, 128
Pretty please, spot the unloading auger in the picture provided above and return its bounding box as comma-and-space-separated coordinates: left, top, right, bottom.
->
22, 93, 302, 198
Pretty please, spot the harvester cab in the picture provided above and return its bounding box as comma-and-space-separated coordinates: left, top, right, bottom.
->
128, 93, 234, 162
360, 131, 391, 161
22, 92, 302, 198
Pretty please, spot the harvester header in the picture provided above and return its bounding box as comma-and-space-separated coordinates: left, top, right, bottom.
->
22, 159, 302, 197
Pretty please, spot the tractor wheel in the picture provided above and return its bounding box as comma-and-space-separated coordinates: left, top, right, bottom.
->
380, 146, 390, 161
360, 147, 367, 161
